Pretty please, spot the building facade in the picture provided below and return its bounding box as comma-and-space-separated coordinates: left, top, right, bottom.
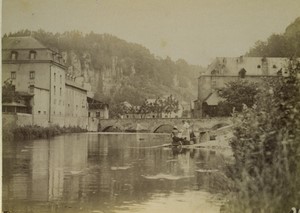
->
2, 36, 90, 128
194, 56, 291, 118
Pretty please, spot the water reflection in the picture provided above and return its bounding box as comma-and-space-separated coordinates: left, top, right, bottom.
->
3, 133, 227, 213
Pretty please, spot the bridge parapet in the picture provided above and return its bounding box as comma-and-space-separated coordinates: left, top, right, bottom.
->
99, 117, 232, 133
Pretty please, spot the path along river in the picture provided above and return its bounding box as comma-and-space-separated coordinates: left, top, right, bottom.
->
2, 133, 232, 213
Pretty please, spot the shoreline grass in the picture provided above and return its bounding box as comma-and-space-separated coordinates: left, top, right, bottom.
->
3, 125, 87, 141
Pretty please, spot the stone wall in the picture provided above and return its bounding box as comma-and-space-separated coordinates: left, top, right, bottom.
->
88, 117, 99, 132
17, 113, 33, 126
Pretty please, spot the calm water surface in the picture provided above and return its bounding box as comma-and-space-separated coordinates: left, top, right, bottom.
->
3, 133, 228, 213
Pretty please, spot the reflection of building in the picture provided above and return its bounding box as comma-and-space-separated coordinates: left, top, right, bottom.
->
194, 56, 291, 118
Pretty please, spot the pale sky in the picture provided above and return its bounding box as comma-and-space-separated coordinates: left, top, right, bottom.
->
2, 0, 300, 66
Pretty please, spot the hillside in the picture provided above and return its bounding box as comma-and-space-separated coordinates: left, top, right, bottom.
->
4, 30, 204, 105
247, 17, 300, 57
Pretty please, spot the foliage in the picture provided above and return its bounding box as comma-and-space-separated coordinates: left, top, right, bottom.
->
226, 60, 300, 213
219, 80, 260, 113
2, 80, 21, 103
247, 17, 300, 57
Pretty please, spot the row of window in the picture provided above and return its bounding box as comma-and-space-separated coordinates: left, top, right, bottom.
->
11, 71, 35, 79
53, 73, 63, 84
10, 51, 65, 63
11, 51, 36, 60
53, 86, 63, 96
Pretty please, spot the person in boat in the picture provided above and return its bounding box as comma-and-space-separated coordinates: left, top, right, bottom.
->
181, 120, 190, 145
171, 126, 184, 146
189, 123, 197, 144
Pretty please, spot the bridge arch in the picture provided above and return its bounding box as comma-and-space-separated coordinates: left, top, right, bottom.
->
211, 123, 230, 130
102, 125, 124, 132
153, 124, 174, 133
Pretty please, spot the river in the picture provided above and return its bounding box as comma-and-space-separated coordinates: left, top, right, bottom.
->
2, 133, 229, 213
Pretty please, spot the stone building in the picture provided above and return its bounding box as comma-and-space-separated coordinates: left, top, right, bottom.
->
2, 36, 91, 128
193, 56, 291, 118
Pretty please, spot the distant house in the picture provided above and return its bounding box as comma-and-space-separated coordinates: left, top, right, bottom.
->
193, 56, 292, 118
122, 96, 189, 119
87, 97, 109, 119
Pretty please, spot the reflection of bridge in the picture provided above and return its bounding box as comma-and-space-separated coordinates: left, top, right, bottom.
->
99, 117, 232, 133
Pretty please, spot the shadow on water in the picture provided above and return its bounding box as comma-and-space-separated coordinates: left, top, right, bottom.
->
2, 133, 230, 213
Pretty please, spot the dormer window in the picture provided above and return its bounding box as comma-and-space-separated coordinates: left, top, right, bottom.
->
11, 51, 18, 60
29, 50, 37, 59
239, 68, 247, 78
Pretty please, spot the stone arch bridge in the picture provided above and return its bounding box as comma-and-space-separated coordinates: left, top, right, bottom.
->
99, 117, 232, 133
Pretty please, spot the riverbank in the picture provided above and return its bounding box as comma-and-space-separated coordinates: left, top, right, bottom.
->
3, 125, 87, 141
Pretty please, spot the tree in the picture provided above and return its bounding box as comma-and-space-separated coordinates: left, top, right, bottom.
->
219, 80, 260, 113
2, 81, 21, 103
163, 95, 179, 117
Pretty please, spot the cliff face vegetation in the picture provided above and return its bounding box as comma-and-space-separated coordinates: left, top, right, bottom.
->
5, 30, 204, 105
247, 17, 300, 57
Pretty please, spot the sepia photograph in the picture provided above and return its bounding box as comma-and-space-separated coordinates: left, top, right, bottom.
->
1, 0, 300, 212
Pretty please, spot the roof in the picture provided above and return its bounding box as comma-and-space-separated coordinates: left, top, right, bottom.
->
65, 80, 87, 92
203, 92, 225, 106
2, 36, 47, 50
17, 92, 34, 97
2, 102, 27, 107
204, 56, 292, 76
87, 97, 108, 109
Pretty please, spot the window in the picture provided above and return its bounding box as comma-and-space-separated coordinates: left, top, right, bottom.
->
212, 80, 217, 88
44, 111, 46, 115
257, 65, 261, 68
273, 65, 277, 69
11, 51, 18, 60
38, 111, 41, 114
54, 86, 56, 95
60, 88, 62, 96
11, 71, 16, 79
88, 112, 91, 117
239, 68, 247, 78
54, 73, 56, 82
96, 112, 100, 118
29, 50, 37, 59
29, 85, 34, 93
60, 75, 62, 84
29, 71, 35, 79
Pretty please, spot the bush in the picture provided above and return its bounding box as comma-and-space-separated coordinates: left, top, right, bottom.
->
4, 125, 87, 141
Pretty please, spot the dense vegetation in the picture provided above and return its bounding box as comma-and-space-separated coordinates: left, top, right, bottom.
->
224, 60, 300, 213
4, 30, 203, 107
247, 17, 300, 57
